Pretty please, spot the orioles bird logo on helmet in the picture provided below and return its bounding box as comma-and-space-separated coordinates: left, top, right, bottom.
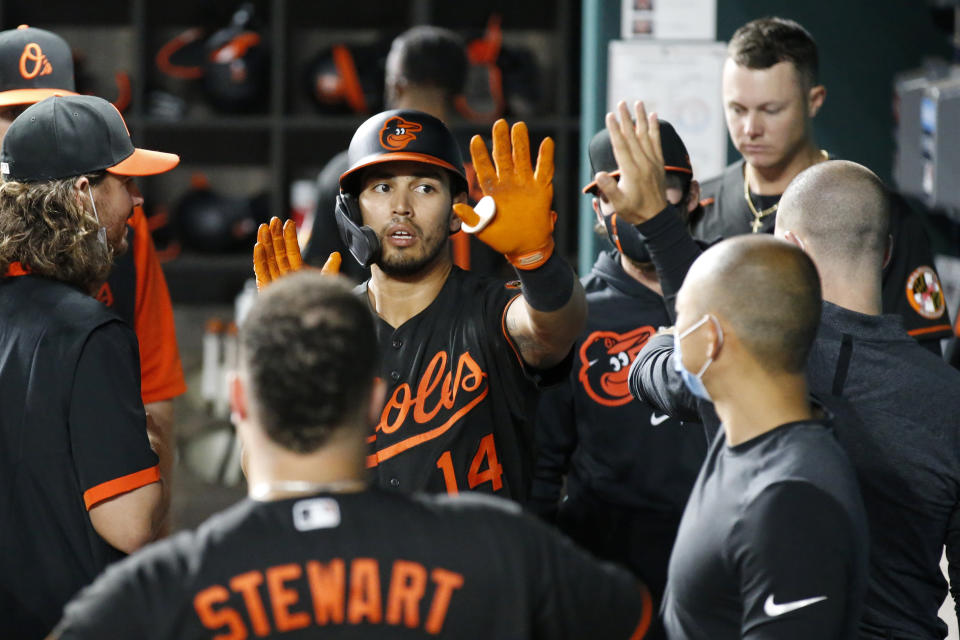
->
379, 116, 423, 151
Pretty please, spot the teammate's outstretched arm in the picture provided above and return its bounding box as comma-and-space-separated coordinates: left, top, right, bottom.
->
454, 119, 586, 368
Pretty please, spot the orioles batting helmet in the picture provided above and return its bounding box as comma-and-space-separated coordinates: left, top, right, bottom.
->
338, 109, 467, 196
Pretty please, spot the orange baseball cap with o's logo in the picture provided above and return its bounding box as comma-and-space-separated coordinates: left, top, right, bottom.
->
0, 25, 76, 107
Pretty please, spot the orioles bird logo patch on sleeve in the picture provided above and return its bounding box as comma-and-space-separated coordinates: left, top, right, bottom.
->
379, 116, 423, 150
578, 326, 656, 407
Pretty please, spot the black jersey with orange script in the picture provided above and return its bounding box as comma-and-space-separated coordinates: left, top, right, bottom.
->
54, 490, 651, 640
361, 267, 568, 502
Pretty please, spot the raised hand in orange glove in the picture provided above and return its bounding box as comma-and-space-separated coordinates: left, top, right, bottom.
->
453, 119, 556, 270
253, 216, 340, 289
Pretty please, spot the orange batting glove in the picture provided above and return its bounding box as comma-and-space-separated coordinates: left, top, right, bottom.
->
253, 217, 340, 289
453, 119, 557, 270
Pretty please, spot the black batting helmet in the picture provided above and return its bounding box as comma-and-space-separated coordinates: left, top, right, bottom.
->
338, 109, 467, 196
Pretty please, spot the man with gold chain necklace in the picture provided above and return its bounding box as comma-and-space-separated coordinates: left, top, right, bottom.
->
691, 17, 952, 353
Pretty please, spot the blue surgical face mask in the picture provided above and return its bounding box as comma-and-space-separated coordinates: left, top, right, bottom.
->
87, 186, 107, 247
673, 314, 723, 401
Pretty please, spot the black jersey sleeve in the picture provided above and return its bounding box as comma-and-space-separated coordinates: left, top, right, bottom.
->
628, 333, 698, 422
882, 195, 952, 353
730, 481, 864, 640
70, 321, 159, 509
635, 205, 703, 321
528, 381, 576, 522
525, 516, 653, 639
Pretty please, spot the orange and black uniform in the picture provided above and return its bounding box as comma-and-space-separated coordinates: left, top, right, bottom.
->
96, 206, 186, 405
692, 160, 952, 353
363, 268, 569, 501
0, 270, 160, 639
54, 490, 651, 639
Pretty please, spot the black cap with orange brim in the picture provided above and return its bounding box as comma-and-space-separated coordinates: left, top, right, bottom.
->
339, 109, 467, 195
582, 118, 692, 195
1, 95, 179, 182
0, 25, 77, 108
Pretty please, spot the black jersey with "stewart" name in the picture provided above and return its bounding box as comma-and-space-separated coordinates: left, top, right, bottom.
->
54, 490, 650, 639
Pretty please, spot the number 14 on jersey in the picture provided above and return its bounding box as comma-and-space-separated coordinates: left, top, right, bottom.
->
435, 433, 503, 495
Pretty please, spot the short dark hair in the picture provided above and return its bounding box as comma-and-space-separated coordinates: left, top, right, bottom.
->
386, 26, 467, 99
728, 17, 819, 89
690, 235, 822, 374
239, 272, 379, 453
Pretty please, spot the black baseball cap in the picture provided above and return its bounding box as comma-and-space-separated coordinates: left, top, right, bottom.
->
0, 25, 76, 107
582, 119, 692, 195
339, 109, 467, 195
1, 95, 179, 182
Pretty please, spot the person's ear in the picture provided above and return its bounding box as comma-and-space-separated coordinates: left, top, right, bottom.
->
808, 84, 826, 118
592, 198, 603, 224
883, 234, 893, 270
686, 180, 701, 214
703, 316, 722, 360
367, 377, 387, 427
449, 192, 468, 233
73, 176, 90, 205
782, 229, 807, 253
228, 371, 248, 425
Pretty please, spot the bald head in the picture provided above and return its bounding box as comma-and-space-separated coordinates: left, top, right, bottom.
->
680, 235, 821, 374
776, 160, 890, 268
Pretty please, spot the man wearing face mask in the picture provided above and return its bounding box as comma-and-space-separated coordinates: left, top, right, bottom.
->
663, 234, 868, 639
612, 98, 960, 638
594, 107, 870, 630
529, 122, 707, 638
0, 94, 179, 638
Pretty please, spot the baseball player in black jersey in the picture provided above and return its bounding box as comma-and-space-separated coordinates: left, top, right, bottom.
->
0, 95, 179, 638
51, 271, 651, 640
254, 110, 586, 502
619, 98, 960, 637
691, 17, 951, 353
530, 122, 706, 639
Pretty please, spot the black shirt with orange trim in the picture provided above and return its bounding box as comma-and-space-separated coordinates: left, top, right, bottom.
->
691, 159, 952, 351
0, 274, 159, 639
54, 490, 651, 640
362, 267, 569, 502
95, 206, 186, 405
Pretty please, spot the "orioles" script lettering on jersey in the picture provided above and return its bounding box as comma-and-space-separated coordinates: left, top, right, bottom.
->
194, 558, 464, 637
368, 350, 488, 466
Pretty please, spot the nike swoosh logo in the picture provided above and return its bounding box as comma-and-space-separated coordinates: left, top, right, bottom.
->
763, 594, 827, 617
650, 412, 669, 426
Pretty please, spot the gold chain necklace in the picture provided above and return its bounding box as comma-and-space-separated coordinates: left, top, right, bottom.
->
743, 177, 778, 233
743, 151, 829, 233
